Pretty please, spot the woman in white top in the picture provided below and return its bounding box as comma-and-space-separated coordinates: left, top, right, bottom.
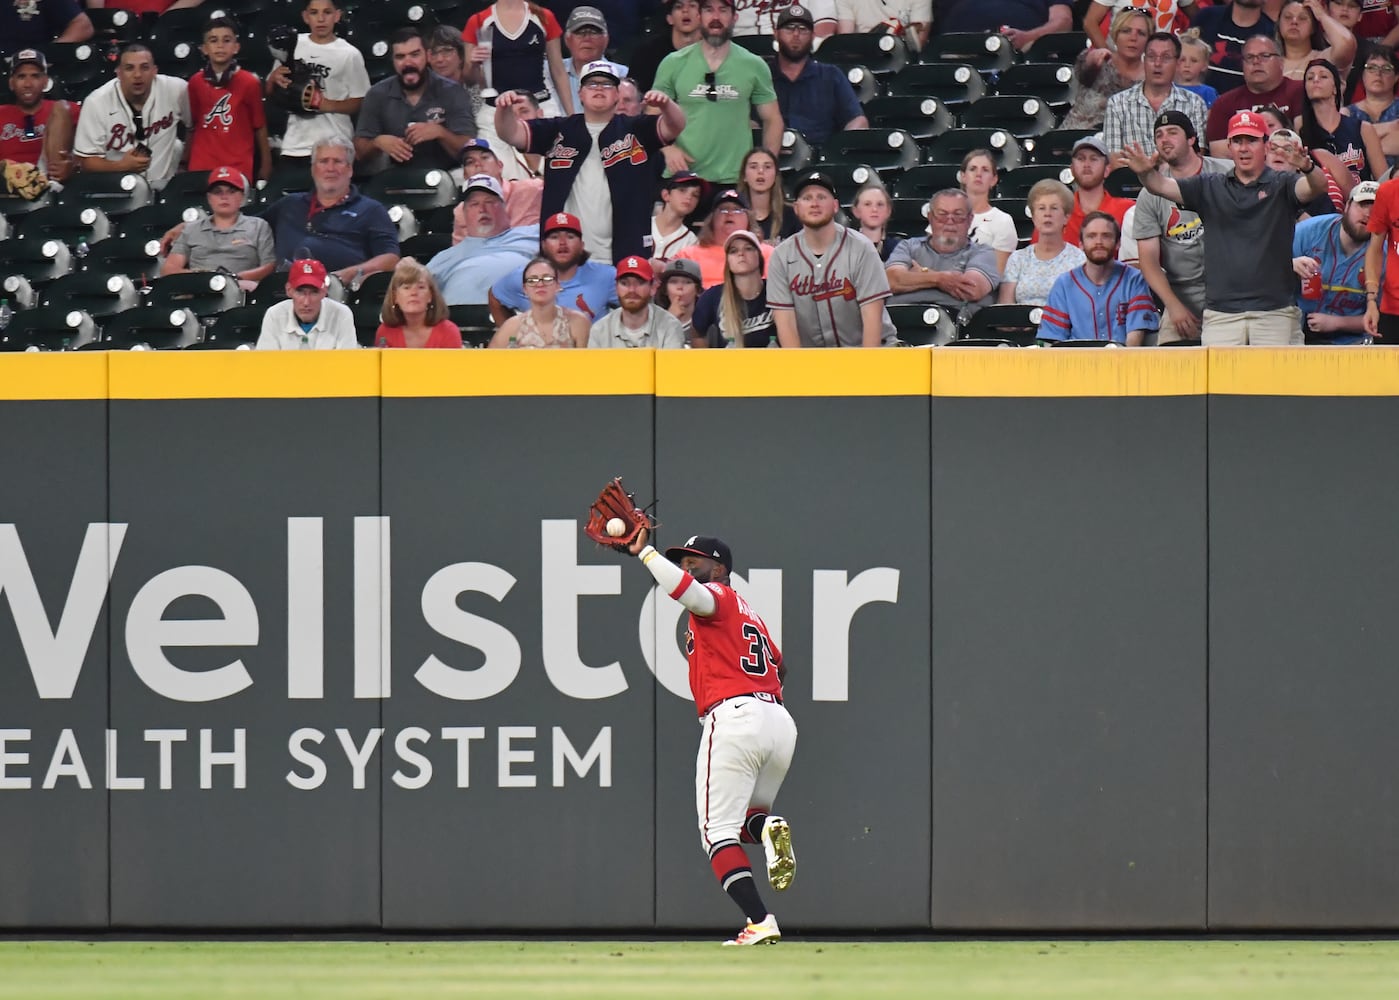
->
998, 179, 1087, 307
959, 149, 1017, 272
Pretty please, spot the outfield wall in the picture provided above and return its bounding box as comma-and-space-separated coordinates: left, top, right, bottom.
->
1, 347, 1397, 932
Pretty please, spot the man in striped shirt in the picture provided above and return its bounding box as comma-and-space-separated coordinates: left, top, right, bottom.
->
1103, 32, 1209, 159
1038, 212, 1159, 345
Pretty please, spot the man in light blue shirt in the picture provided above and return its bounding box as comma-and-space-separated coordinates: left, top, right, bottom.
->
428, 174, 538, 305
488, 210, 619, 322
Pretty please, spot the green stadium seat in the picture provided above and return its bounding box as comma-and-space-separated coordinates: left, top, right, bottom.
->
885, 62, 987, 107
995, 63, 1079, 111
886, 197, 931, 238
958, 95, 1057, 139
891, 164, 962, 200
400, 232, 454, 263
1023, 31, 1091, 66
40, 271, 140, 318
1, 237, 72, 293
83, 233, 162, 282
814, 32, 910, 76
924, 128, 1024, 170
14, 203, 114, 249
54, 171, 154, 217
144, 272, 246, 318
96, 307, 202, 350
1026, 128, 1098, 165
1105, 166, 1144, 199
821, 128, 919, 173
863, 95, 954, 140
363, 165, 460, 213
921, 32, 1013, 74
0, 304, 97, 351
450, 303, 494, 347
201, 304, 267, 349
997, 163, 1075, 199
957, 304, 1043, 346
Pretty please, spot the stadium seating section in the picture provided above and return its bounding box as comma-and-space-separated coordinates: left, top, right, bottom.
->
0, 12, 1099, 349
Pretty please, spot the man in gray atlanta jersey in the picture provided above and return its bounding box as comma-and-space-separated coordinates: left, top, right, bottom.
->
767, 171, 894, 347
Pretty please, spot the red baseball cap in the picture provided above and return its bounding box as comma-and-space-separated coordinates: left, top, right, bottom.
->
616, 256, 653, 281
543, 212, 583, 235
206, 166, 246, 191
1227, 111, 1267, 139
289, 259, 328, 290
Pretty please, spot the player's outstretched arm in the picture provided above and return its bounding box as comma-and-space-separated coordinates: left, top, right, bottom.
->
629, 528, 718, 616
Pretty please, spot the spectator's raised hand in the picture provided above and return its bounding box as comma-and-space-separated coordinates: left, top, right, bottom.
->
1122, 142, 1159, 174
642, 90, 672, 110
494, 90, 526, 114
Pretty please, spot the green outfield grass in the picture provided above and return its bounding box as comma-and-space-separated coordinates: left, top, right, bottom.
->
1, 939, 1397, 1000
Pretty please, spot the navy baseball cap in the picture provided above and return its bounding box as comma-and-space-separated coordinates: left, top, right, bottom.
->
666, 535, 733, 571
792, 171, 837, 197
712, 188, 749, 210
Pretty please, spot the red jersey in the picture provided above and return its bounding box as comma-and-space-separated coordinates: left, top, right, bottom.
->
0, 101, 75, 166
187, 68, 266, 178
685, 581, 784, 718
1366, 177, 1399, 313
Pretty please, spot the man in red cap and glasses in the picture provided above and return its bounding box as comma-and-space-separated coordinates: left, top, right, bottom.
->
1125, 108, 1326, 345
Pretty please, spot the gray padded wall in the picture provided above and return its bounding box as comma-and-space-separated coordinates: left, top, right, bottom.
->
930, 397, 1208, 930
1208, 397, 1399, 928
106, 398, 382, 927
379, 396, 657, 930
0, 398, 110, 928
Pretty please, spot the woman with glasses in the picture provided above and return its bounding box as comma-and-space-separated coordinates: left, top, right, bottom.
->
1346, 46, 1399, 124
690, 230, 776, 348
958, 148, 1016, 272
425, 25, 484, 115
737, 148, 797, 244
673, 190, 773, 288
1278, 0, 1357, 80
1062, 7, 1152, 130
373, 257, 464, 348
998, 180, 1086, 307
1258, 104, 1350, 215
488, 256, 590, 347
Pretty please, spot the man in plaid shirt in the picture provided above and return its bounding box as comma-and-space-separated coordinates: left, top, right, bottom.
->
1103, 32, 1208, 159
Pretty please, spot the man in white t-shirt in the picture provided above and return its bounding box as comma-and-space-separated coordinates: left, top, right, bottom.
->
265, 0, 371, 163
73, 43, 191, 190
256, 258, 360, 350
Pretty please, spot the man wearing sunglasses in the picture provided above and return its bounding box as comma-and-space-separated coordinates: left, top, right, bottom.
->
0, 49, 76, 183
73, 43, 191, 189
653, 0, 784, 186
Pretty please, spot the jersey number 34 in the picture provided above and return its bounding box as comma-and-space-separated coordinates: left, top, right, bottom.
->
739, 622, 776, 676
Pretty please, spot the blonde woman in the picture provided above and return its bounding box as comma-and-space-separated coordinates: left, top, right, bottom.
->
488, 256, 590, 347
1062, 7, 1152, 129
690, 230, 776, 348
374, 257, 464, 348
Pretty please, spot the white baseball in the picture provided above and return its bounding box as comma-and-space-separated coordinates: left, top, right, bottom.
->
606, 517, 626, 538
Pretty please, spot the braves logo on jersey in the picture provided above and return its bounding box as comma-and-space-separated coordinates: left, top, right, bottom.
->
789, 274, 856, 302
203, 94, 234, 129
0, 121, 43, 143
105, 110, 177, 152
599, 134, 648, 168
547, 140, 580, 170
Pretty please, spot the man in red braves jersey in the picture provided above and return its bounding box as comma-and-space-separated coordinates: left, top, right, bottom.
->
0, 49, 76, 181
187, 17, 271, 182
624, 525, 798, 947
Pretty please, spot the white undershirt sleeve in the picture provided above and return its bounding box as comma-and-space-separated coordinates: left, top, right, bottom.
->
638, 545, 717, 616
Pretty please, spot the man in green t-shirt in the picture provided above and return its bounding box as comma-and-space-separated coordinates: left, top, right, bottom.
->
653, 0, 784, 186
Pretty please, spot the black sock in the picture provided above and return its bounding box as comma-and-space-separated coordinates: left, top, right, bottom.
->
725, 872, 769, 924
743, 811, 767, 844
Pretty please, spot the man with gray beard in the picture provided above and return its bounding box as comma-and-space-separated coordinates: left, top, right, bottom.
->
884, 189, 1000, 317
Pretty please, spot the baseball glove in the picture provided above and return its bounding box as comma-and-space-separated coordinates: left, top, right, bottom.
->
584, 477, 656, 552
3, 160, 48, 200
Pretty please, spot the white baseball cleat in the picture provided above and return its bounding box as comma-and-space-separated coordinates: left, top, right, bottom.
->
761, 815, 795, 891
722, 913, 781, 946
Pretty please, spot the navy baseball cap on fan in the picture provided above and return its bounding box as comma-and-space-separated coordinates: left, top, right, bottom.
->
1153, 109, 1196, 142
664, 170, 703, 189
792, 171, 837, 197
10, 49, 47, 73
666, 535, 733, 571
712, 188, 749, 210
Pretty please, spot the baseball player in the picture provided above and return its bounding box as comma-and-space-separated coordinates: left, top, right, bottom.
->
767, 171, 895, 347
73, 43, 191, 190
624, 525, 797, 946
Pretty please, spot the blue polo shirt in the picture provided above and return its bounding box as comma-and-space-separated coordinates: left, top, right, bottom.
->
490, 258, 618, 321
259, 187, 401, 272
772, 59, 864, 148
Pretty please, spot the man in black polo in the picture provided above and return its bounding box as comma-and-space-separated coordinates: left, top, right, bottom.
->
1125, 109, 1326, 346
354, 26, 475, 174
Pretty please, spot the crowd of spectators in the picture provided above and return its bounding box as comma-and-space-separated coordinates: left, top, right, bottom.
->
5, 0, 1399, 348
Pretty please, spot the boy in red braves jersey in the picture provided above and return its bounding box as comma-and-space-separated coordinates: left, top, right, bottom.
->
187, 16, 271, 182
625, 525, 798, 946
0, 49, 77, 182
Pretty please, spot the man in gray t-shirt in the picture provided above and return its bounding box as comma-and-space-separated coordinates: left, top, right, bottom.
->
1132, 109, 1232, 344
885, 190, 1000, 317
1126, 108, 1326, 346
